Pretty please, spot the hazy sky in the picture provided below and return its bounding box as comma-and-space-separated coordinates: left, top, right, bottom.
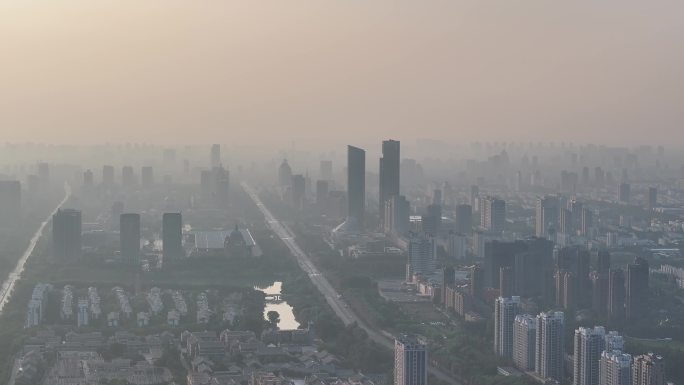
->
1, 1, 683, 147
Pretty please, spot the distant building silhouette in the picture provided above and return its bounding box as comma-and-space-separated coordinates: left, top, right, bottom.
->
162, 213, 183, 260
102, 165, 115, 186
141, 166, 154, 187
211, 144, 221, 168
454, 204, 472, 234
120, 213, 141, 265
52, 209, 82, 260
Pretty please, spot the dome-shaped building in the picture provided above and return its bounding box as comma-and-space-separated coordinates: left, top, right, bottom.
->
224, 225, 249, 258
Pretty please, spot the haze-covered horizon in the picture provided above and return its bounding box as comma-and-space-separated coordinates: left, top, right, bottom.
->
2, 1, 683, 147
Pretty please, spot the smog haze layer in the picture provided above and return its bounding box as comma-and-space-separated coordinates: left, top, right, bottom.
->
1, 0, 683, 147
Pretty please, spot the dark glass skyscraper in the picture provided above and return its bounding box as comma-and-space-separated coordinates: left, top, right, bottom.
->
52, 208, 82, 260
347, 145, 366, 229
626, 257, 649, 320
379, 139, 400, 227
120, 213, 141, 265
162, 213, 183, 260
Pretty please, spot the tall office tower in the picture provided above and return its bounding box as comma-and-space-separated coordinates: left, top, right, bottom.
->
484, 238, 554, 294
432, 189, 442, 206
557, 246, 591, 307
535, 311, 565, 382
211, 144, 221, 168
481, 196, 506, 233
632, 354, 665, 385
0, 180, 21, 227
574, 327, 607, 385
122, 166, 136, 187
618, 183, 631, 203
394, 335, 428, 385
379, 139, 400, 227
278, 159, 292, 187
52, 209, 82, 260
316, 180, 329, 208
320, 160, 333, 181
406, 234, 435, 281
111, 201, 124, 225
443, 264, 456, 284
582, 167, 590, 186
599, 351, 632, 385
591, 271, 609, 316
581, 208, 594, 236
561, 170, 579, 193
470, 185, 480, 210
469, 265, 484, 298
455, 204, 473, 234
647, 187, 657, 210
200, 170, 212, 197
484, 240, 528, 289
214, 166, 230, 205
83, 169, 94, 188
446, 231, 466, 260
291, 174, 306, 210
102, 165, 115, 186
500, 267, 514, 297
536, 195, 559, 238
626, 257, 649, 320
597, 249, 611, 273
77, 299, 89, 327
141, 166, 154, 187
120, 213, 141, 265
37, 162, 50, 184
422, 204, 442, 236
594, 167, 605, 187
346, 145, 366, 229
608, 269, 626, 321
162, 213, 183, 260
495, 296, 520, 358
554, 270, 575, 310
559, 208, 573, 238
515, 239, 555, 299
384, 195, 410, 235
513, 314, 537, 371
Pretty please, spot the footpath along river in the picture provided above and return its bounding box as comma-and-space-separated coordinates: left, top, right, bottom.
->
0, 182, 71, 314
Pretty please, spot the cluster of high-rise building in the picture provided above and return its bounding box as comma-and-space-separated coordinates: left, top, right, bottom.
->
51, 208, 185, 265
493, 299, 666, 385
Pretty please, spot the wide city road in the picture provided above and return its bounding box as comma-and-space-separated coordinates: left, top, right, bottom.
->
242, 182, 460, 385
0, 182, 72, 314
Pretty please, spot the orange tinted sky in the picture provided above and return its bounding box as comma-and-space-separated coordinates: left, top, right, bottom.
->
1, 1, 683, 146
